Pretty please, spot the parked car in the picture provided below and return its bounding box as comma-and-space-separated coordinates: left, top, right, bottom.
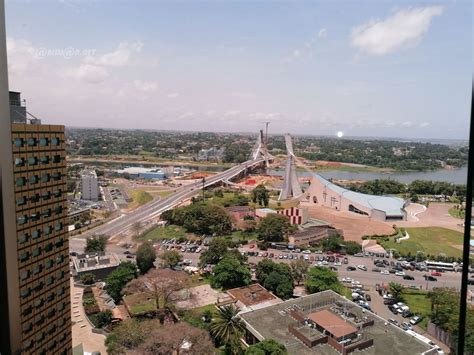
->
372, 267, 381, 272
401, 310, 414, 318
357, 265, 367, 271
384, 298, 397, 305
431, 271, 442, 277
381, 270, 390, 275
346, 266, 356, 271
401, 322, 412, 331
424, 275, 438, 282
388, 318, 399, 327
410, 316, 423, 325
403, 275, 415, 280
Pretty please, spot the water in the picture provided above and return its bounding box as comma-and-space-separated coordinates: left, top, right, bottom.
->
268, 166, 468, 184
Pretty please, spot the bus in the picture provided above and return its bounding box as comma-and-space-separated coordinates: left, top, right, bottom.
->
425, 261, 459, 272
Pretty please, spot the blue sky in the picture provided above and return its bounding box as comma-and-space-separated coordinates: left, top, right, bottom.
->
5, 0, 472, 139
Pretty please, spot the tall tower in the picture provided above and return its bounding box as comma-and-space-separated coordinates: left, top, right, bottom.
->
279, 134, 303, 200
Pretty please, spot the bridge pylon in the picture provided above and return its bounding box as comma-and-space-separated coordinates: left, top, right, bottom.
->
279, 134, 303, 200
251, 129, 272, 166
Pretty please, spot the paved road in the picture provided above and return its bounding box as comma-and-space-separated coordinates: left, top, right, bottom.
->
76, 158, 264, 239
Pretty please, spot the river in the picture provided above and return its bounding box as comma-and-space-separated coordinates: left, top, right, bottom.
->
268, 166, 468, 184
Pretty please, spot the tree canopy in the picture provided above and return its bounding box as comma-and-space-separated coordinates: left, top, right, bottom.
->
252, 184, 270, 207
305, 266, 341, 294
210, 255, 252, 289
85, 235, 107, 253
210, 305, 246, 353
256, 214, 295, 243
161, 203, 233, 236
136, 242, 156, 274
256, 259, 294, 299
105, 261, 138, 302
199, 238, 246, 266
246, 339, 288, 355
159, 249, 183, 268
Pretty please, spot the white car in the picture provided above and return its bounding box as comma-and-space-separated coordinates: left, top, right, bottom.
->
381, 270, 390, 275
396, 271, 406, 276
357, 265, 367, 271
334, 262, 342, 266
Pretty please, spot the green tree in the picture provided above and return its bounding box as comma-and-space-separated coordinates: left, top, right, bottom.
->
290, 259, 309, 285
305, 266, 341, 294
105, 261, 138, 302
263, 272, 294, 299
159, 249, 183, 268
199, 238, 247, 266
105, 319, 152, 354
389, 282, 405, 302
255, 259, 292, 285
256, 214, 294, 242
246, 339, 288, 355
252, 184, 270, 207
94, 309, 113, 328
80, 273, 96, 285
210, 305, 246, 354
85, 235, 107, 253
210, 255, 251, 289
136, 242, 156, 274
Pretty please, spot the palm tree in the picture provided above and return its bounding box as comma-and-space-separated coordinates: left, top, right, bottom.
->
209, 305, 245, 354
389, 282, 405, 302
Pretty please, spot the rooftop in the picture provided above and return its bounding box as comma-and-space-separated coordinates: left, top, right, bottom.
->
313, 174, 406, 216
307, 309, 358, 338
227, 284, 280, 307
239, 290, 434, 355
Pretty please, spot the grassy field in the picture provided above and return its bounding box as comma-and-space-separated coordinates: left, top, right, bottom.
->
448, 207, 465, 219
230, 230, 258, 242
402, 289, 431, 329
136, 225, 188, 242
178, 304, 217, 330
128, 190, 153, 209
380, 227, 463, 258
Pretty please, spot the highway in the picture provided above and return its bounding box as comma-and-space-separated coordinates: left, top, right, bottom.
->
77, 158, 265, 239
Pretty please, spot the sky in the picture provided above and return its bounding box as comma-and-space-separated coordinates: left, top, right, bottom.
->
5, 0, 472, 139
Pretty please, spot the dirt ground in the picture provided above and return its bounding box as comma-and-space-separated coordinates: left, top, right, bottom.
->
303, 203, 395, 242
397, 202, 464, 232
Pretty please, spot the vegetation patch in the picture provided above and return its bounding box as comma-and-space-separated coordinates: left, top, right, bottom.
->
129, 190, 153, 208
136, 225, 187, 242
178, 304, 216, 330
449, 207, 465, 219
402, 289, 431, 329
380, 227, 463, 259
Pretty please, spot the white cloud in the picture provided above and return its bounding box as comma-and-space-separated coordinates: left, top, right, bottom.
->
134, 80, 158, 92
6, 38, 41, 76
224, 110, 240, 117
351, 6, 443, 56
167, 93, 179, 98
419, 121, 430, 128
178, 111, 195, 120
66, 64, 109, 84
318, 28, 327, 38
401, 121, 414, 127
84, 41, 143, 67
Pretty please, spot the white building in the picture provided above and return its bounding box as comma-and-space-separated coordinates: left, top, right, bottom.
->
81, 170, 99, 201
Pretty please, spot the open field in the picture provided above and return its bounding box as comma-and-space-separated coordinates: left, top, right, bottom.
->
136, 225, 188, 242
402, 289, 431, 329
178, 304, 217, 330
380, 227, 463, 258
448, 207, 465, 219
127, 190, 153, 209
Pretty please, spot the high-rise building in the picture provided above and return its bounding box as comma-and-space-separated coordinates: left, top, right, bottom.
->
0, 15, 72, 350
1, 122, 72, 354
9, 91, 27, 123
81, 170, 99, 201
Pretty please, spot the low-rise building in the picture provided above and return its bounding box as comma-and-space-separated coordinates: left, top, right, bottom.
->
255, 208, 277, 219
239, 290, 438, 355
217, 284, 282, 312
288, 226, 343, 247
277, 206, 308, 225
71, 252, 121, 281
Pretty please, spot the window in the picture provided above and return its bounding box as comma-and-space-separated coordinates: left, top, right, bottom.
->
30, 212, 40, 221
22, 305, 32, 316
22, 323, 32, 333
34, 298, 44, 308
41, 209, 51, 218
46, 292, 55, 302
55, 238, 64, 248
19, 251, 29, 262
15, 177, 26, 187
14, 157, 25, 166
54, 222, 63, 232
27, 157, 38, 166
14, 138, 24, 147
16, 196, 27, 206
51, 172, 62, 181
52, 189, 62, 198
41, 191, 51, 200
39, 137, 49, 146
20, 270, 30, 280
36, 332, 45, 342
17, 215, 27, 225
31, 230, 41, 239
56, 255, 64, 264
46, 276, 54, 285
56, 270, 65, 279
22, 340, 33, 351
32, 247, 41, 257
51, 137, 60, 145
33, 264, 42, 275
55, 206, 63, 215
27, 137, 37, 146
19, 233, 29, 244
44, 242, 53, 252
57, 287, 65, 296
30, 194, 40, 203
34, 281, 44, 292
45, 259, 54, 269
47, 308, 56, 318
20, 287, 30, 298
29, 175, 39, 184
39, 156, 49, 164
53, 155, 61, 163
35, 314, 45, 326
41, 173, 50, 183
43, 226, 52, 235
